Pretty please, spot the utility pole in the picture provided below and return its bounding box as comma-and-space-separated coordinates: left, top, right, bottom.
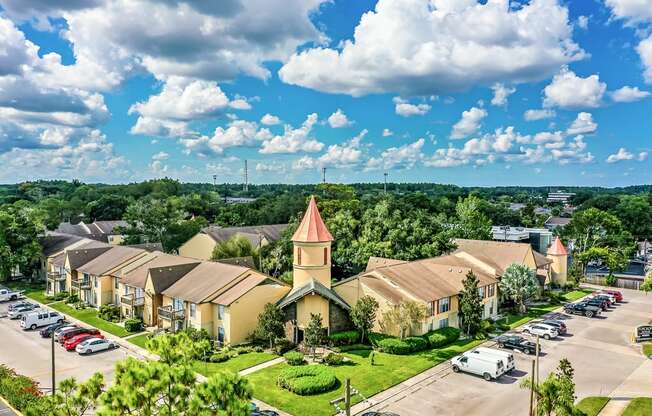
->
322, 167, 327, 184
243, 160, 248, 193
51, 331, 56, 396
384, 172, 388, 194
535, 335, 540, 412
529, 359, 535, 416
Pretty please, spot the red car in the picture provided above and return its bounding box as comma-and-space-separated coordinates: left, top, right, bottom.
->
60, 328, 100, 345
601, 290, 623, 302
64, 333, 104, 351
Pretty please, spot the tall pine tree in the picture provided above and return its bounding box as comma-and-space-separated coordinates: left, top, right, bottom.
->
459, 271, 483, 336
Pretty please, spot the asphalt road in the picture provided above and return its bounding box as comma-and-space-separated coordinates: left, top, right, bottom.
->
360, 287, 652, 416
0, 301, 133, 393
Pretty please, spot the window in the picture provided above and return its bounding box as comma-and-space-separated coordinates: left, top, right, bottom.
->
190, 303, 196, 319
115, 278, 119, 289
488, 284, 495, 297
427, 301, 435, 316
217, 326, 225, 343
439, 318, 449, 329
438, 297, 450, 314
115, 294, 119, 305
489, 301, 494, 316
93, 276, 98, 288
217, 304, 225, 320
297, 248, 302, 265
125, 286, 130, 295
173, 298, 184, 311
323, 247, 328, 265
478, 286, 485, 298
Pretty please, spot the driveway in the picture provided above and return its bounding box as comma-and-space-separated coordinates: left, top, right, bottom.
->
0, 301, 134, 394
357, 287, 652, 416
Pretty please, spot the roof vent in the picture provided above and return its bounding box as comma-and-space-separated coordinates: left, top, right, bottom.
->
448, 267, 453, 272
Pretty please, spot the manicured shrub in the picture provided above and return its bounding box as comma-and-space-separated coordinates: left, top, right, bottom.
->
253, 345, 264, 353
0, 365, 45, 411
182, 327, 211, 343
323, 353, 344, 366
333, 343, 373, 353
277, 366, 338, 395
273, 338, 295, 355
423, 327, 461, 348
284, 351, 305, 366
368, 332, 392, 347
234, 346, 253, 355
124, 318, 143, 333
405, 336, 429, 351
46, 291, 69, 302
328, 330, 360, 346
66, 293, 79, 304
209, 352, 230, 363
377, 336, 429, 355
99, 304, 121, 322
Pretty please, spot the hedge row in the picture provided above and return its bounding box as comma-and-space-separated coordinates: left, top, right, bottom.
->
375, 327, 461, 355
423, 327, 460, 348
277, 366, 338, 395
284, 351, 305, 366
328, 330, 360, 346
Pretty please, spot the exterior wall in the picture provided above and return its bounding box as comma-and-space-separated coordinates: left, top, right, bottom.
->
549, 255, 568, 285
143, 275, 161, 326
334, 278, 402, 332
420, 296, 459, 335
186, 302, 213, 335
223, 282, 290, 345
293, 242, 331, 288
296, 295, 329, 328
178, 233, 216, 260
329, 302, 352, 333
107, 234, 124, 245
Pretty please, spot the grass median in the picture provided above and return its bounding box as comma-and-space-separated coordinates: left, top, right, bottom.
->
193, 352, 278, 376
622, 398, 652, 416
576, 397, 610, 416
246, 338, 484, 416
5, 281, 52, 305
49, 302, 131, 337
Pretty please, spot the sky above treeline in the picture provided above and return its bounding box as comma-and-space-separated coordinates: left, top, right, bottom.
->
1, 0, 652, 186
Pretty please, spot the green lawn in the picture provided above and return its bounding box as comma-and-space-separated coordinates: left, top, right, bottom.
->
5, 281, 52, 305
496, 304, 560, 329
49, 302, 131, 337
126, 333, 151, 349
246, 338, 485, 416
193, 352, 278, 376
622, 398, 652, 416
576, 397, 610, 416
642, 343, 652, 358
562, 289, 593, 302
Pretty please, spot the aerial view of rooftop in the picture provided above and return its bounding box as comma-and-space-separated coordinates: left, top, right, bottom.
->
1, 1, 651, 415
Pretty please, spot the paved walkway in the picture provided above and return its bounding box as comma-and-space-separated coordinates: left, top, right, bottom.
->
598, 398, 631, 416
239, 357, 285, 376
0, 397, 19, 416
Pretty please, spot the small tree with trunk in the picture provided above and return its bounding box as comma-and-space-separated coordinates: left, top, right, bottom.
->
255, 303, 286, 349
350, 295, 379, 343
304, 313, 325, 360
459, 271, 484, 336
520, 358, 578, 416
380, 301, 426, 339
499, 263, 539, 313
641, 272, 652, 295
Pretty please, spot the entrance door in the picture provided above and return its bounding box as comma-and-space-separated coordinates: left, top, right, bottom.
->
296, 329, 304, 344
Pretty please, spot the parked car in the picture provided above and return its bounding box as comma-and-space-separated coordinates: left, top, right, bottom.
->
581, 298, 609, 311
53, 325, 78, 342
469, 347, 515, 372
252, 411, 280, 416
8, 301, 34, 311
600, 290, 623, 302
0, 288, 21, 302
40, 322, 68, 338
564, 302, 601, 318
521, 323, 558, 340
8, 304, 40, 319
451, 351, 506, 381
21, 311, 64, 330
60, 328, 100, 344
495, 335, 539, 355
537, 319, 567, 335
75, 337, 117, 355
64, 333, 104, 351
592, 294, 614, 307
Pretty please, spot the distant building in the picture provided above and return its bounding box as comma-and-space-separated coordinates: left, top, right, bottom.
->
585, 260, 647, 290
225, 197, 257, 204
55, 220, 127, 244
547, 191, 575, 204
491, 226, 553, 254
544, 216, 572, 231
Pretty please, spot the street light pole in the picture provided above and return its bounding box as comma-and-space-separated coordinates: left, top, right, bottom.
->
51, 331, 56, 396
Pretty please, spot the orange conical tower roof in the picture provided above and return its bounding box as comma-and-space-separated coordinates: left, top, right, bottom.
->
548, 237, 568, 256
292, 196, 333, 242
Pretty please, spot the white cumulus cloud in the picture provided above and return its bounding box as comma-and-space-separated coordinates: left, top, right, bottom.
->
524, 109, 556, 121
543, 66, 606, 109
450, 107, 487, 139
393, 97, 431, 117
259, 113, 324, 154
327, 109, 353, 128
566, 112, 597, 135
609, 86, 651, 102
490, 83, 516, 106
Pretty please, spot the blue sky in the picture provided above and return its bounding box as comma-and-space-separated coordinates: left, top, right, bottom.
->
1, 0, 652, 186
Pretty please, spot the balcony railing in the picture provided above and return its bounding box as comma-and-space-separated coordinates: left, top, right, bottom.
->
158, 305, 184, 321
47, 272, 66, 281
121, 293, 144, 307
71, 279, 91, 290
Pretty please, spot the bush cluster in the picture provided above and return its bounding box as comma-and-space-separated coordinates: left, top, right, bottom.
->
323, 352, 344, 366
328, 330, 359, 346
124, 318, 143, 333
0, 365, 47, 412
99, 304, 121, 322
368, 332, 392, 347
277, 366, 338, 395
209, 352, 231, 363
423, 327, 461, 348
284, 351, 305, 366
376, 336, 428, 355
273, 339, 295, 355
66, 293, 79, 304
332, 343, 372, 353
46, 291, 69, 302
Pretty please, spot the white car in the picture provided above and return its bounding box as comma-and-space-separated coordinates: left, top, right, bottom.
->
21, 310, 64, 330
522, 323, 558, 340
75, 338, 117, 355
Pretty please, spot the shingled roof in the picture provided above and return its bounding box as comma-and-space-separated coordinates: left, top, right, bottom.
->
291, 196, 333, 243
202, 224, 288, 247
161, 261, 252, 304
278, 278, 349, 310
76, 246, 145, 276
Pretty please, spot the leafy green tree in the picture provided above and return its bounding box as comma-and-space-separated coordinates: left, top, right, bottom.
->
87, 194, 131, 221
350, 295, 379, 343
0, 204, 45, 281
459, 271, 483, 336
561, 208, 631, 254
499, 263, 539, 313
453, 195, 492, 240
256, 303, 286, 349
640, 272, 652, 295
380, 301, 427, 339
577, 246, 628, 284
613, 195, 652, 239
46, 374, 104, 416
520, 358, 578, 416
211, 235, 257, 261
304, 313, 325, 360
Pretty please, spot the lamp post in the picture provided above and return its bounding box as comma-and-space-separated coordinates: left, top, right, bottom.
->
51, 331, 56, 396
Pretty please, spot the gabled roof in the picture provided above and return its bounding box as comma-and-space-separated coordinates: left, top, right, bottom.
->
161, 261, 251, 304
41, 233, 85, 257
292, 196, 333, 243
533, 250, 553, 267
148, 263, 201, 293
366, 256, 407, 272
211, 274, 271, 306
547, 237, 568, 256
453, 239, 533, 275
278, 279, 350, 310
76, 246, 145, 276
54, 220, 127, 242
67, 245, 112, 270
545, 217, 572, 226
202, 224, 288, 246
121, 251, 198, 289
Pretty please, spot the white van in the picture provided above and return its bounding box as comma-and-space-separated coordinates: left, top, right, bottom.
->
469, 347, 515, 372
451, 352, 506, 381
21, 310, 64, 330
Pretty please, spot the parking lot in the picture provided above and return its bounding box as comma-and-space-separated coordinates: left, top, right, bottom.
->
360, 286, 652, 416
0, 300, 134, 392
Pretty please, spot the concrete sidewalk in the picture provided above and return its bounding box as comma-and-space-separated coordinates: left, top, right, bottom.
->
598, 398, 631, 416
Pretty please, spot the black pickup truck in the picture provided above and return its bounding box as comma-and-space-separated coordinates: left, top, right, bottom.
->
495, 335, 539, 355
564, 302, 601, 318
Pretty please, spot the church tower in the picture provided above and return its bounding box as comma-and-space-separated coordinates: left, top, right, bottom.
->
547, 237, 568, 285
291, 195, 333, 289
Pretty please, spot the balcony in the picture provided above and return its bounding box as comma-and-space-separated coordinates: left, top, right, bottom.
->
158, 305, 184, 321
71, 279, 91, 290
121, 293, 145, 307
47, 272, 66, 281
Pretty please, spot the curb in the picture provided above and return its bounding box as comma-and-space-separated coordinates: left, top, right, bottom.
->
0, 395, 23, 416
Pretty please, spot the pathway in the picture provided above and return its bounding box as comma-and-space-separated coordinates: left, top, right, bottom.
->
598, 398, 631, 416
239, 357, 285, 376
